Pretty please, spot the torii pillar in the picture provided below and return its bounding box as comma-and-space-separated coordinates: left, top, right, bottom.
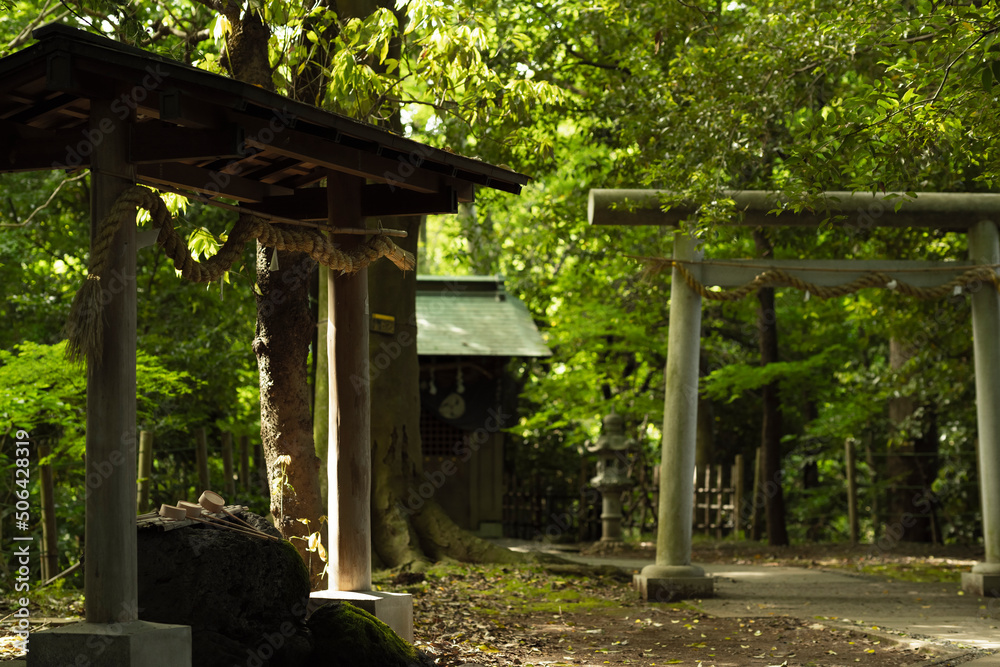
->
636, 233, 713, 600
308, 173, 413, 640
964, 220, 1000, 597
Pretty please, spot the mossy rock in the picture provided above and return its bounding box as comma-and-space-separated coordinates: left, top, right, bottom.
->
307, 602, 431, 667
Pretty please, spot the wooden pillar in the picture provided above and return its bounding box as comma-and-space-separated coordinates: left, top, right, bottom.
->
327, 173, 371, 592
732, 453, 744, 538
845, 438, 858, 545
315, 264, 330, 506
968, 221, 1000, 572
195, 427, 210, 493
136, 431, 153, 512
85, 98, 138, 624
750, 446, 763, 540
39, 440, 58, 581
239, 435, 250, 492
221, 432, 236, 497
255, 438, 268, 496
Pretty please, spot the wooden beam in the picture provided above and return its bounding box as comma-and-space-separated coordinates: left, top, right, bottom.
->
136, 162, 293, 202
589, 189, 1000, 230
242, 188, 327, 221
327, 172, 372, 592
129, 124, 244, 163
159, 88, 226, 129
361, 184, 458, 217
683, 258, 976, 288
239, 115, 442, 194
242, 184, 458, 221
85, 96, 138, 624
0, 122, 96, 171
5, 91, 77, 124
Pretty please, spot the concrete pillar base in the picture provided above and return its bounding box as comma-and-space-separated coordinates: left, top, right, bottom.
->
634, 564, 714, 602
27, 620, 191, 667
962, 563, 1000, 597
309, 590, 413, 642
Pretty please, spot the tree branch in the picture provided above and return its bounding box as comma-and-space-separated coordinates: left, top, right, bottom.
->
565, 45, 632, 75
0, 174, 87, 229
5, 0, 68, 53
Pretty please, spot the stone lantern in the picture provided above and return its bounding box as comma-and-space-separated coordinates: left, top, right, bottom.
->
587, 412, 637, 544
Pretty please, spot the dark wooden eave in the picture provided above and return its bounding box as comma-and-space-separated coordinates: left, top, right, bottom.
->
0, 23, 530, 222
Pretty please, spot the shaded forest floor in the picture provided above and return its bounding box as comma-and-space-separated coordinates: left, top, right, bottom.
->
2, 540, 994, 665
394, 564, 928, 666
385, 539, 994, 667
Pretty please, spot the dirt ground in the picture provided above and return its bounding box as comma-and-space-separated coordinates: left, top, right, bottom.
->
404, 565, 930, 666
397, 540, 993, 667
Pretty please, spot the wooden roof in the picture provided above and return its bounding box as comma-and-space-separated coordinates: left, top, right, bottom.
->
0, 24, 529, 222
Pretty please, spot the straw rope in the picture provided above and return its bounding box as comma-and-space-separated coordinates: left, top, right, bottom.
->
66, 185, 414, 364
640, 257, 1000, 302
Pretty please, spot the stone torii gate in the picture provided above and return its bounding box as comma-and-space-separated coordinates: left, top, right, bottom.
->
0, 24, 527, 665
589, 189, 1000, 601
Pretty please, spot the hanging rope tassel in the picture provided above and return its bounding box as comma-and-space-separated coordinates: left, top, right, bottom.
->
66, 185, 414, 365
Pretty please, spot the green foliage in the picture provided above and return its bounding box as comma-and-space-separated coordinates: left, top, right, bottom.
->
0, 340, 195, 439
702, 346, 849, 404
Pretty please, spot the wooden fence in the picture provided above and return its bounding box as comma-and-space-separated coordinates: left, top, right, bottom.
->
33, 427, 265, 584
502, 453, 750, 541
692, 456, 745, 538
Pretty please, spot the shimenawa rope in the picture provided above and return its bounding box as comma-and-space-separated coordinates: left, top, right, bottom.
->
640, 257, 1000, 302
66, 185, 414, 365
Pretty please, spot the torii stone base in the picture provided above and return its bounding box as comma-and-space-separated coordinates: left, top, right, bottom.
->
27, 621, 191, 666
634, 565, 714, 602
309, 590, 413, 642
961, 564, 1000, 597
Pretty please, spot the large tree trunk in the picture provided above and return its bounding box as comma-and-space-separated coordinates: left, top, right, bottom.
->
754, 230, 789, 546
253, 248, 325, 582
218, 6, 326, 584
367, 217, 520, 569
886, 338, 939, 543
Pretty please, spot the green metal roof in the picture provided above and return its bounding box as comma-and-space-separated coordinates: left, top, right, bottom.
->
415, 276, 550, 357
